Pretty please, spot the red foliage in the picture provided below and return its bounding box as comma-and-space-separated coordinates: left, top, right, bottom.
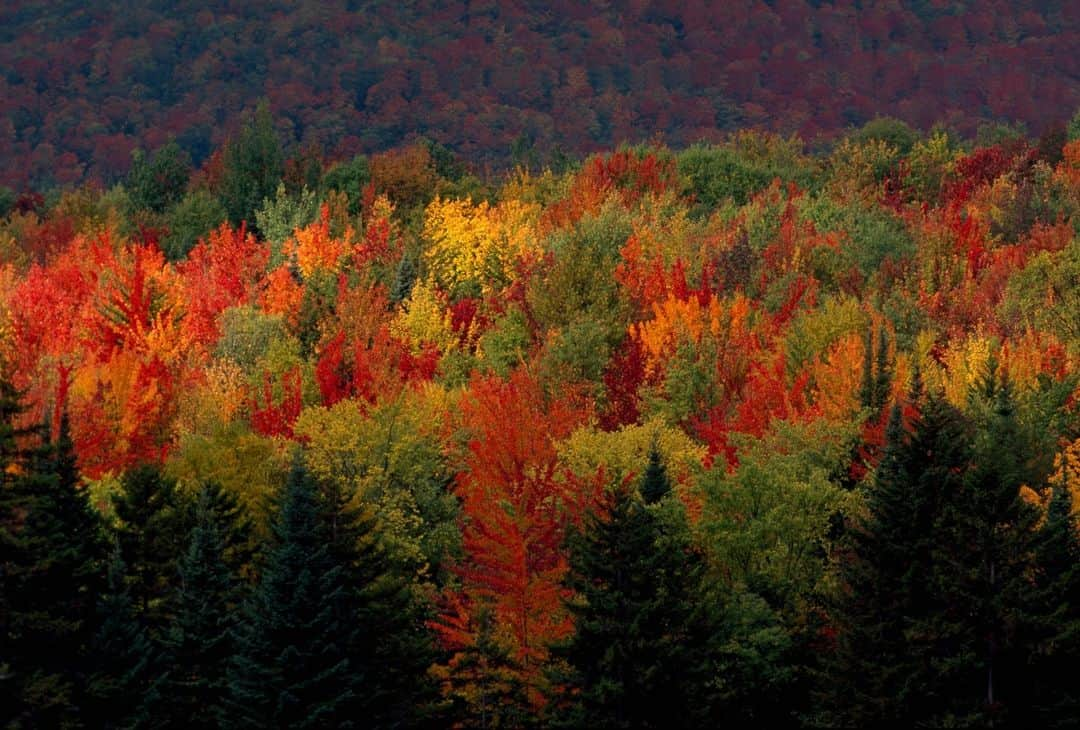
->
250, 366, 304, 438
433, 370, 595, 703
177, 222, 269, 349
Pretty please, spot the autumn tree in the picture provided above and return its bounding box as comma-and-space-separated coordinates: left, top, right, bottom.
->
431, 370, 594, 716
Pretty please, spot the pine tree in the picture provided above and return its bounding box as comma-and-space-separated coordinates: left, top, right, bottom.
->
319, 478, 440, 728
551, 457, 710, 728
223, 458, 355, 729
84, 546, 159, 729
825, 392, 972, 726
1030, 479, 1080, 726
925, 372, 1044, 725
0, 413, 108, 728
158, 484, 247, 729
111, 464, 190, 637
220, 100, 285, 230
639, 443, 670, 505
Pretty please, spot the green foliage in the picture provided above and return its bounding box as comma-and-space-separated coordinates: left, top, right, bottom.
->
111, 465, 191, 637
322, 155, 370, 215
0, 186, 16, 218
158, 484, 247, 729
552, 475, 711, 728
1069, 107, 1080, 142
478, 306, 532, 378
293, 396, 460, 584
1002, 237, 1080, 352
849, 117, 919, 155
220, 100, 285, 232
163, 189, 228, 261
85, 548, 159, 729
216, 306, 293, 374
126, 141, 192, 214
254, 183, 319, 266
224, 458, 355, 728
0, 416, 108, 728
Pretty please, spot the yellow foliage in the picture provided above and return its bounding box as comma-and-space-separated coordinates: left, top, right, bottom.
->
806, 333, 864, 422
174, 358, 249, 436
1054, 438, 1080, 520
922, 332, 994, 408
423, 196, 541, 293
390, 277, 458, 353
557, 416, 706, 486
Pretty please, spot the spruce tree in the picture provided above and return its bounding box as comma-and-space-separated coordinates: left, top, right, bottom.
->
85, 546, 159, 729
158, 484, 247, 729
552, 454, 710, 728
223, 458, 355, 729
220, 100, 285, 230
1030, 480, 1080, 726
319, 479, 440, 728
825, 392, 972, 726
0, 414, 107, 727
925, 372, 1045, 725
112, 464, 190, 637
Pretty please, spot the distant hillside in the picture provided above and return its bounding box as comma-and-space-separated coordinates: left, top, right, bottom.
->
1, 0, 1078, 188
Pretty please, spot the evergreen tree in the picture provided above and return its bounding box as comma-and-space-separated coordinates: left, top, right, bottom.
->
126, 141, 192, 214
925, 372, 1044, 725
551, 457, 710, 728
220, 100, 285, 231
223, 458, 355, 729
0, 414, 108, 728
318, 476, 441, 728
112, 464, 190, 637
159, 484, 246, 729
639, 443, 670, 505
825, 392, 972, 726
84, 546, 159, 729
1030, 479, 1080, 726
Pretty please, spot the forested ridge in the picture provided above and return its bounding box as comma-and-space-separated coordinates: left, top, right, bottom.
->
1, 108, 1080, 726
2, 0, 1080, 188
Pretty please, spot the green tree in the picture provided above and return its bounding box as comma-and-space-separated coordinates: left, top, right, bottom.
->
112, 464, 190, 637
162, 190, 228, 261
823, 392, 972, 726
84, 547, 159, 729
159, 484, 247, 729
551, 458, 711, 728
223, 458, 355, 728
127, 141, 192, 214
220, 100, 285, 231
0, 415, 108, 728
1030, 480, 1080, 726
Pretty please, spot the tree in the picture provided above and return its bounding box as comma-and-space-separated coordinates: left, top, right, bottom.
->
0, 414, 108, 728
1030, 479, 1080, 726
431, 370, 594, 714
223, 458, 355, 729
824, 392, 972, 726
925, 372, 1044, 724
158, 484, 246, 729
220, 100, 285, 231
551, 455, 710, 728
84, 547, 159, 729
127, 141, 192, 214
112, 464, 190, 637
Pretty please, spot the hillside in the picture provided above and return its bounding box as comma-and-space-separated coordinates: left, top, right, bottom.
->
2, 0, 1079, 187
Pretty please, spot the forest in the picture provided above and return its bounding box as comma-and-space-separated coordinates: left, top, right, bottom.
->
2, 0, 1079, 189
1, 104, 1080, 727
